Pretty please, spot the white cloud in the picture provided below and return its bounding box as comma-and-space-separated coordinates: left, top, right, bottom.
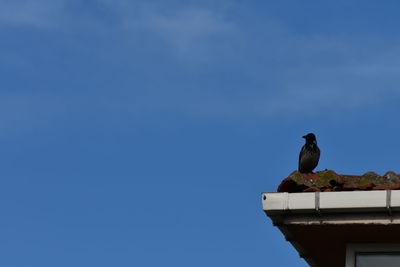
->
0, 0, 236, 55
2, 0, 400, 120
0, 0, 66, 29
137, 8, 234, 54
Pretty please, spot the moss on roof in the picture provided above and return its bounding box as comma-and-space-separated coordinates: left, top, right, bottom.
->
278, 170, 400, 192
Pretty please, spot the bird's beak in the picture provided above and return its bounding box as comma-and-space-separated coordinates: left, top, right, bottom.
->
302, 135, 306, 139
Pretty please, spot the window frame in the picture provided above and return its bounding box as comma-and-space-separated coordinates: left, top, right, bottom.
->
346, 243, 400, 267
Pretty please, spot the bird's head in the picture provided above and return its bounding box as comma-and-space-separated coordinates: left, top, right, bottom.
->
302, 133, 317, 143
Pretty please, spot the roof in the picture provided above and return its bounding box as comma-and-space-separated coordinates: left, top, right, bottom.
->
263, 171, 400, 266
278, 170, 400, 192
262, 190, 400, 267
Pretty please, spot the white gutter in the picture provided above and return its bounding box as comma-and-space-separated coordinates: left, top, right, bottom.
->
262, 190, 400, 225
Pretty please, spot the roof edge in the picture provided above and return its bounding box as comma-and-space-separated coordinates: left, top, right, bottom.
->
262, 190, 400, 216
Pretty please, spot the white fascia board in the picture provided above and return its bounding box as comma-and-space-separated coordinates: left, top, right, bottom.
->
390, 190, 400, 210
319, 191, 386, 210
262, 190, 400, 215
263, 192, 315, 212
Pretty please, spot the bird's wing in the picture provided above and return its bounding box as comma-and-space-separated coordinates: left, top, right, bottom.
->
298, 145, 305, 168
316, 146, 321, 164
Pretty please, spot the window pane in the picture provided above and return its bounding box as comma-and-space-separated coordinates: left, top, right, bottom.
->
356, 253, 400, 267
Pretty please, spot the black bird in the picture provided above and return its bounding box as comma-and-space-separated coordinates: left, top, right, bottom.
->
298, 133, 320, 173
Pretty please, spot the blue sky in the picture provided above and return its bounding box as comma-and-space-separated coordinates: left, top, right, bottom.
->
2, 1, 400, 266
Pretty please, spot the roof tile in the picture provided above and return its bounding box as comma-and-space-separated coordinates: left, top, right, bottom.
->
277, 170, 400, 193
